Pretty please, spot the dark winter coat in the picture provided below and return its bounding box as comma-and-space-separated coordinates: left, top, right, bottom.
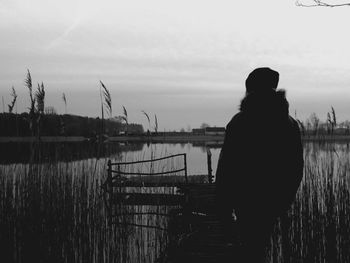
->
216, 89, 303, 222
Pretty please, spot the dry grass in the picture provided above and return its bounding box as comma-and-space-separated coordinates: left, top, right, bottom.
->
0, 144, 172, 263
268, 142, 350, 263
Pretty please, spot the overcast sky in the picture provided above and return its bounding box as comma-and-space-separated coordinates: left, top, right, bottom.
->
1, 0, 350, 130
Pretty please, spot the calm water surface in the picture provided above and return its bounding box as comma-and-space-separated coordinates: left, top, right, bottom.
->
117, 142, 221, 176
0, 141, 221, 175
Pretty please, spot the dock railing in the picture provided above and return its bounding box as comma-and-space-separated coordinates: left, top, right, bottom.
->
107, 153, 188, 186
103, 153, 188, 229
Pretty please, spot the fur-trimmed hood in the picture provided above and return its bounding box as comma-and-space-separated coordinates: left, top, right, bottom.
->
239, 89, 289, 117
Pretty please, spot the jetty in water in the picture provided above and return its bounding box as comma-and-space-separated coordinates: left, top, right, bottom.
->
103, 154, 238, 263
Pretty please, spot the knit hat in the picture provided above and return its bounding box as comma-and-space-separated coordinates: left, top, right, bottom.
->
245, 67, 279, 94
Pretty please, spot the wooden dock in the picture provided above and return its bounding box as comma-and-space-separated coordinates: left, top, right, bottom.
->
105, 183, 238, 262
103, 154, 238, 263
156, 184, 238, 263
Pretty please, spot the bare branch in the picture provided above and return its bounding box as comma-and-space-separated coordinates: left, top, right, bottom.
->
296, 0, 350, 7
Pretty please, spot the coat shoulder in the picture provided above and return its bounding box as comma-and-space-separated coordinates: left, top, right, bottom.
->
288, 116, 301, 132
226, 112, 245, 130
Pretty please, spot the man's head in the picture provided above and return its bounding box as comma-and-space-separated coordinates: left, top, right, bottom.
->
245, 67, 279, 94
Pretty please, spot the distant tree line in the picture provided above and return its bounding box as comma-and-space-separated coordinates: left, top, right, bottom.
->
1, 70, 147, 138
0, 113, 143, 137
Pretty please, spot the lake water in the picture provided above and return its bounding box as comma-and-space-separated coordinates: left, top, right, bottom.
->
0, 141, 222, 175
117, 142, 221, 176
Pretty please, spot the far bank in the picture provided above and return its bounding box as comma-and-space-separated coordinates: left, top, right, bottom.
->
1, 135, 350, 143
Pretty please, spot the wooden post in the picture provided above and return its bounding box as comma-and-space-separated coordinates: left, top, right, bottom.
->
117, 164, 121, 187
107, 160, 112, 187
106, 159, 112, 225
184, 154, 188, 184
107, 160, 113, 204
207, 148, 213, 184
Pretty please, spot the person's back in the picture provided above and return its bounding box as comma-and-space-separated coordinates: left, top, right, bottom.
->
216, 68, 304, 262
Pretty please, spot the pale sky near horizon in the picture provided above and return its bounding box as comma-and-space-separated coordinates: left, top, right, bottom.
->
1, 0, 350, 130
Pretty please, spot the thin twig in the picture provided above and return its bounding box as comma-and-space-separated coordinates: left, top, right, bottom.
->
296, 0, 350, 7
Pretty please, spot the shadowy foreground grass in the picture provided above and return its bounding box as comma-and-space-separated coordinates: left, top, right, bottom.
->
1, 142, 350, 263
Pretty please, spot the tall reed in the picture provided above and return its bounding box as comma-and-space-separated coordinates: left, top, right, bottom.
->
0, 143, 174, 263
268, 142, 350, 263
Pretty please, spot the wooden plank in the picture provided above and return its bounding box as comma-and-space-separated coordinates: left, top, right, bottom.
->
181, 184, 218, 214
110, 153, 186, 166
110, 181, 203, 187
111, 193, 184, 206
155, 184, 242, 263
107, 175, 208, 189
110, 168, 186, 176
111, 181, 184, 187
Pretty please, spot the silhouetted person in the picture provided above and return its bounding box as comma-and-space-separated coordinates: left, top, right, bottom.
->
216, 67, 304, 262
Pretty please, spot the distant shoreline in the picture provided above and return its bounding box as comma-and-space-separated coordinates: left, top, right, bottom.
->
108, 135, 225, 143
0, 135, 350, 143
0, 135, 224, 143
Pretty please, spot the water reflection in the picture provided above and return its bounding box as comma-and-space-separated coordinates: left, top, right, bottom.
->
0, 142, 222, 175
